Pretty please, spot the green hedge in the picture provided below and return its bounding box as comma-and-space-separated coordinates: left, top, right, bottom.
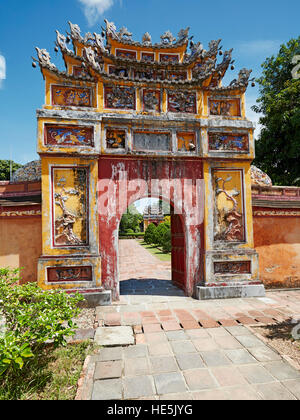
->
119, 232, 145, 239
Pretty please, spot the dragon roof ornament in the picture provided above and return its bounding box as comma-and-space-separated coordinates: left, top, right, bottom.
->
160, 30, 176, 45
229, 68, 252, 88
118, 26, 133, 41
94, 32, 108, 53
177, 27, 190, 43
55, 30, 72, 54
35, 47, 57, 71
142, 32, 152, 45
68, 21, 82, 41
84, 47, 102, 71
104, 19, 119, 39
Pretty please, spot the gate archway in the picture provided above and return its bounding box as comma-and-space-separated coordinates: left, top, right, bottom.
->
98, 156, 203, 300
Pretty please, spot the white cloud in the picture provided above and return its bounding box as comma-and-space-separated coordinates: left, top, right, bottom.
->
78, 0, 115, 26
0, 54, 6, 89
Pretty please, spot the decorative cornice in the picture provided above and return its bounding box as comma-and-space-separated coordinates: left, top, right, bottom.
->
33, 20, 252, 93
0, 208, 41, 217
253, 209, 300, 216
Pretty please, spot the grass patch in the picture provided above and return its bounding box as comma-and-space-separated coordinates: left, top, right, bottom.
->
137, 239, 171, 262
0, 340, 97, 400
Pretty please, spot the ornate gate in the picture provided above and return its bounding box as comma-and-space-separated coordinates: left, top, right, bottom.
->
34, 20, 265, 302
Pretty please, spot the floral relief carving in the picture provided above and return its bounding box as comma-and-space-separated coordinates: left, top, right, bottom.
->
53, 168, 88, 246
214, 174, 245, 242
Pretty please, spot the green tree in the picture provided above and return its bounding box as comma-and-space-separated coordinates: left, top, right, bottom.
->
0, 160, 22, 181
252, 37, 300, 186
119, 205, 143, 234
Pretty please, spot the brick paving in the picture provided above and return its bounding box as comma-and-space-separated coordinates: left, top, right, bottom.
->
76, 239, 300, 400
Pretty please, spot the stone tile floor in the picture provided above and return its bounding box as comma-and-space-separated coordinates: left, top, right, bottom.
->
76, 240, 300, 400
79, 324, 300, 400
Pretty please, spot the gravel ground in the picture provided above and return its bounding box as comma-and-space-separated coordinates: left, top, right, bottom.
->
73, 308, 97, 330
253, 324, 300, 369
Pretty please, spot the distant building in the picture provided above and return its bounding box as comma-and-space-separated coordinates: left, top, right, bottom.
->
143, 204, 165, 231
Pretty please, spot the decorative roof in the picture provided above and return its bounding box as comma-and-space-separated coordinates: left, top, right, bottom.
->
251, 165, 272, 187
33, 20, 254, 92
12, 160, 41, 182
143, 204, 164, 216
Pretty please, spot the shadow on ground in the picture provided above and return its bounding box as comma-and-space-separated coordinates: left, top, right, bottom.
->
255, 319, 300, 341
120, 278, 185, 296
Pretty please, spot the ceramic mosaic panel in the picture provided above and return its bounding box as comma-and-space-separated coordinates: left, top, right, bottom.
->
51, 85, 92, 107
106, 128, 126, 149
134, 69, 165, 81
45, 125, 94, 147
108, 66, 130, 77
143, 89, 161, 112
47, 266, 92, 283
52, 166, 89, 247
213, 169, 245, 242
104, 85, 136, 110
159, 54, 179, 63
168, 90, 197, 113
208, 98, 241, 117
214, 261, 251, 274
141, 52, 154, 62
208, 132, 249, 152
116, 49, 137, 59
166, 71, 187, 81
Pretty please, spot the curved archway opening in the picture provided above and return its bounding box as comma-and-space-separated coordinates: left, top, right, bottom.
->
118, 196, 186, 297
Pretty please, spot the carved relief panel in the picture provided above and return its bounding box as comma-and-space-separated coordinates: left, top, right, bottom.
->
51, 85, 92, 107
116, 49, 137, 59
52, 166, 89, 247
105, 128, 126, 149
141, 52, 154, 62
45, 124, 94, 147
47, 266, 93, 283
208, 132, 249, 153
104, 85, 136, 110
159, 53, 179, 63
142, 89, 161, 112
213, 169, 245, 242
208, 98, 241, 117
214, 261, 251, 274
168, 90, 197, 113
108, 65, 130, 78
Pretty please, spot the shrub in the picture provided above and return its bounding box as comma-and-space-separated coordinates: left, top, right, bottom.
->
144, 223, 157, 244
125, 228, 134, 234
0, 268, 83, 377
153, 222, 170, 247
162, 228, 172, 253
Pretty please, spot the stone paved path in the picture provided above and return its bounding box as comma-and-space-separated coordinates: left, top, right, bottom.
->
76, 239, 300, 400
119, 239, 172, 282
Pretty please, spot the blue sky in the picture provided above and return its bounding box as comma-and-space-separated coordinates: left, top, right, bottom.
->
0, 0, 299, 165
